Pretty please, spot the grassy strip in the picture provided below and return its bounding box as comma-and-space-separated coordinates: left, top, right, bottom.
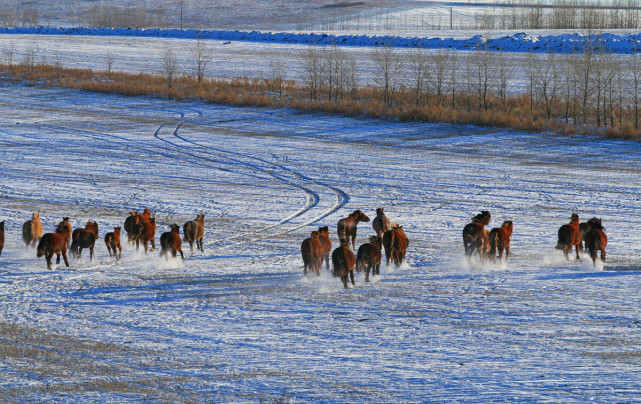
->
2, 63, 639, 141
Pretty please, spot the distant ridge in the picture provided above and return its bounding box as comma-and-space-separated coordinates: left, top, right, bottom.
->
1, 26, 640, 54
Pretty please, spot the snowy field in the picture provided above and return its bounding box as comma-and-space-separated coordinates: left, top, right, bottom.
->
1, 83, 641, 401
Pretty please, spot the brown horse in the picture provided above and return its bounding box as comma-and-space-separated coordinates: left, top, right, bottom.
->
104, 226, 122, 260
385, 225, 409, 267
57, 217, 73, 247
556, 213, 581, 260
583, 219, 607, 266
332, 238, 356, 288
301, 230, 323, 276
317, 226, 331, 271
183, 212, 205, 252
488, 221, 513, 262
160, 224, 184, 261
22, 212, 44, 248
337, 209, 370, 250
37, 222, 70, 270
135, 217, 156, 253
0, 220, 4, 256
356, 235, 382, 282
372, 208, 391, 238
462, 211, 491, 260
71, 221, 99, 261
124, 209, 151, 244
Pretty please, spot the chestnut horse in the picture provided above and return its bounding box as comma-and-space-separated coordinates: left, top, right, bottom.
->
135, 217, 156, 253
0, 220, 4, 256
556, 213, 581, 260
183, 212, 205, 252
22, 212, 44, 248
71, 221, 99, 261
488, 221, 513, 262
104, 226, 122, 260
337, 209, 370, 250
356, 235, 382, 282
37, 222, 70, 270
160, 224, 184, 261
57, 217, 73, 247
332, 238, 356, 288
372, 208, 391, 238
301, 230, 323, 276
317, 226, 331, 271
583, 219, 607, 266
462, 211, 491, 260
383, 225, 409, 267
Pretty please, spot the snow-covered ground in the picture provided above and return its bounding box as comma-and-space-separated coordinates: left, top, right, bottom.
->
1, 83, 641, 401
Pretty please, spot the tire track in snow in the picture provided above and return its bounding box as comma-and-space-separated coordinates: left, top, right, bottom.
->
152, 109, 349, 247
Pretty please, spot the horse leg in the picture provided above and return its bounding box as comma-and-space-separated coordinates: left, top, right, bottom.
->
350, 269, 355, 285
151, 239, 155, 252
189, 240, 194, 252
56, 252, 61, 264
200, 238, 204, 252
107, 244, 113, 256
90, 247, 94, 262
601, 248, 606, 262
341, 275, 348, 289
62, 251, 69, 267
46, 252, 53, 270
575, 244, 581, 261
179, 250, 185, 261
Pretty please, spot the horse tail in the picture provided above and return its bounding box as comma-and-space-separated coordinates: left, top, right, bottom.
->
36, 236, 46, 257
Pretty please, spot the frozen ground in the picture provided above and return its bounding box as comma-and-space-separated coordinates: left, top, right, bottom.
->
1, 83, 641, 401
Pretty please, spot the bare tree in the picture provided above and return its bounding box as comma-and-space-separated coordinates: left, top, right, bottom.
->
2, 43, 15, 66
268, 57, 286, 99
105, 51, 115, 75
470, 44, 495, 110
535, 48, 559, 119
22, 46, 37, 75
192, 37, 211, 83
432, 50, 449, 106
371, 42, 402, 106
409, 46, 430, 106
302, 44, 323, 100
496, 48, 512, 111
163, 47, 178, 89
632, 46, 641, 128
449, 52, 458, 110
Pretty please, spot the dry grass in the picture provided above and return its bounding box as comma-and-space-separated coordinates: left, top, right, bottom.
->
2, 62, 640, 141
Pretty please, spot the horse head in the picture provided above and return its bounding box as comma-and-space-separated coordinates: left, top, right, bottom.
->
169, 224, 180, 233
310, 230, 320, 239
376, 207, 385, 216
351, 210, 370, 223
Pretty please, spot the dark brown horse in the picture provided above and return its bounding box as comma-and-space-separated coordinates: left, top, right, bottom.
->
104, 226, 122, 260
384, 225, 409, 267
583, 219, 607, 266
135, 217, 156, 253
372, 208, 391, 238
301, 230, 323, 276
183, 212, 205, 252
462, 211, 491, 260
71, 221, 99, 261
356, 235, 382, 282
332, 238, 356, 288
0, 220, 4, 256
124, 208, 151, 244
57, 217, 72, 247
337, 209, 370, 250
579, 217, 602, 251
37, 222, 70, 270
488, 220, 513, 262
22, 212, 44, 248
160, 224, 184, 261
556, 213, 581, 260
317, 226, 331, 271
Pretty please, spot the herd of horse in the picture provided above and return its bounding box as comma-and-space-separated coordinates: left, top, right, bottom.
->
0, 207, 607, 279
301, 208, 409, 288
461, 210, 607, 267
2, 211, 205, 270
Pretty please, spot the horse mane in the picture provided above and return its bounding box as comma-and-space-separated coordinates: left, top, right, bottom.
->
390, 222, 401, 230
348, 210, 363, 219
129, 211, 138, 216
472, 210, 491, 223
369, 235, 382, 243
310, 231, 320, 239
32, 212, 40, 220
376, 208, 385, 216
55, 222, 68, 233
